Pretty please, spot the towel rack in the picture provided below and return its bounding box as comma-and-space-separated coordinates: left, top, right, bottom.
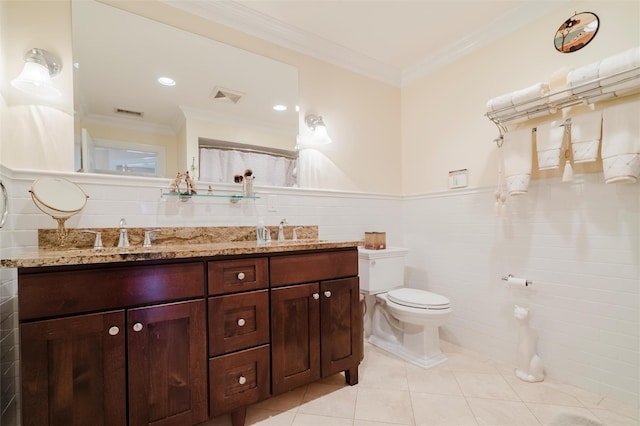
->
487, 66, 640, 131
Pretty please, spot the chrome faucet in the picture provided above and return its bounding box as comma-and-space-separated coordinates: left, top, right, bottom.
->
292, 227, 303, 241
118, 218, 129, 248
278, 219, 288, 241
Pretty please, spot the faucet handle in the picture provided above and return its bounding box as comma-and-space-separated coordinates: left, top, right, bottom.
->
81, 230, 103, 249
143, 229, 160, 248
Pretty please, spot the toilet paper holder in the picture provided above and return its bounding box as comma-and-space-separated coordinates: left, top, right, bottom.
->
501, 274, 532, 287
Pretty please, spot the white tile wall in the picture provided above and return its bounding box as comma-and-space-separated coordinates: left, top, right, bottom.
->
1, 168, 638, 410
403, 174, 639, 405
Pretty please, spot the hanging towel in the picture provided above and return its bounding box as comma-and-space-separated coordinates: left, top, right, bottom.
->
536, 120, 565, 170
567, 61, 601, 96
512, 82, 550, 113
570, 111, 602, 163
599, 46, 640, 96
549, 66, 573, 103
601, 100, 640, 184
503, 128, 533, 195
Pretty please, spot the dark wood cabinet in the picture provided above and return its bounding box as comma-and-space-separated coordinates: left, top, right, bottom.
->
271, 282, 321, 395
270, 249, 361, 395
207, 257, 271, 424
18, 262, 207, 426
128, 300, 208, 426
17, 247, 360, 426
20, 310, 127, 426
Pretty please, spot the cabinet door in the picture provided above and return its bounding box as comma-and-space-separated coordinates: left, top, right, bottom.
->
270, 283, 320, 395
320, 277, 362, 379
20, 310, 126, 426
128, 300, 207, 426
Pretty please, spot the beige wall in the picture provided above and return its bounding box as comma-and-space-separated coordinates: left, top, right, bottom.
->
402, 1, 640, 194
1, 0, 401, 194
3, 1, 637, 194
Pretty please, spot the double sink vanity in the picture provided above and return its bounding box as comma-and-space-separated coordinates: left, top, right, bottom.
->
3, 225, 362, 426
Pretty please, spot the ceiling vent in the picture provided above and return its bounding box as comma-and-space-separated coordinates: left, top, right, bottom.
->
114, 108, 144, 117
210, 86, 243, 104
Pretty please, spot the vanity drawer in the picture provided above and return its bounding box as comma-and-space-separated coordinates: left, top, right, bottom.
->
209, 344, 270, 417
270, 248, 358, 287
19, 262, 205, 321
208, 257, 268, 295
208, 290, 269, 356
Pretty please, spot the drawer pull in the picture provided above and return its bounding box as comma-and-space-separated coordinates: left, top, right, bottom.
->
108, 326, 120, 336
237, 318, 246, 327
238, 376, 247, 385
324, 291, 332, 298
312, 293, 319, 300
132, 323, 143, 332
237, 272, 246, 280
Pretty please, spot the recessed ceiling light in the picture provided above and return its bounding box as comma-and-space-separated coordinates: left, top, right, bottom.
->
273, 104, 287, 111
158, 77, 176, 86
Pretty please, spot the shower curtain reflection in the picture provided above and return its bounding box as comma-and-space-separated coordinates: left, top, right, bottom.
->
199, 147, 297, 187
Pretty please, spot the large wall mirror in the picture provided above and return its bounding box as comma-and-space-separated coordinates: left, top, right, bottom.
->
72, 0, 299, 185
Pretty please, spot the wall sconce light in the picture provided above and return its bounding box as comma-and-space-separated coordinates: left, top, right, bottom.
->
11, 48, 62, 98
304, 114, 333, 145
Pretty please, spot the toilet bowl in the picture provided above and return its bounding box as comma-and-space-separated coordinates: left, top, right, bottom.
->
358, 247, 452, 369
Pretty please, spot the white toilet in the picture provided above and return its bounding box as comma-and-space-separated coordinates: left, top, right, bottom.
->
359, 247, 452, 369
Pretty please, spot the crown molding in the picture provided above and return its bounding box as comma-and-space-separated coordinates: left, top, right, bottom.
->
162, 0, 568, 88
161, 0, 402, 86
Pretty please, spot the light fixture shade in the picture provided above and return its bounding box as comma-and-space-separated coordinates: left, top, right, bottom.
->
11, 48, 62, 98
304, 114, 333, 145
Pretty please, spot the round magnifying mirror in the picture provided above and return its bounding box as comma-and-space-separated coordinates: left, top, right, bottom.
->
30, 177, 88, 246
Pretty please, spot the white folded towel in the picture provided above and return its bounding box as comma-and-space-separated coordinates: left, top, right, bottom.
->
599, 47, 640, 96
486, 92, 516, 118
570, 111, 602, 163
512, 82, 550, 112
536, 120, 565, 170
503, 128, 533, 195
567, 61, 602, 96
601, 100, 640, 184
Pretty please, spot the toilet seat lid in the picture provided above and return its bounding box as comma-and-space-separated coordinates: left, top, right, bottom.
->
387, 288, 450, 309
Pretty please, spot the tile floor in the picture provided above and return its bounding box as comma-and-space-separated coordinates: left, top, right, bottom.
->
205, 341, 640, 426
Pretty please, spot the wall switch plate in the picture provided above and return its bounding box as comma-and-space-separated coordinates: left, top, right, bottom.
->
267, 195, 278, 212
448, 169, 468, 189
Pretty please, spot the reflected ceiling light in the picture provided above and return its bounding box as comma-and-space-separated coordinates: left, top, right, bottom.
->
11, 48, 62, 98
157, 77, 176, 86
304, 114, 332, 145
273, 104, 287, 111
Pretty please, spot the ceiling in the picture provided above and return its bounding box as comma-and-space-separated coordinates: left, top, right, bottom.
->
165, 0, 569, 86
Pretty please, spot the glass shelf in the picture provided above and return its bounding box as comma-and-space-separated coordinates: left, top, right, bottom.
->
161, 192, 259, 203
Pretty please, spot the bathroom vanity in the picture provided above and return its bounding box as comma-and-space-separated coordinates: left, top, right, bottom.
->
8, 239, 361, 426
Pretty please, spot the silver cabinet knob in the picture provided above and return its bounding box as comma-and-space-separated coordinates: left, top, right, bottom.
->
108, 326, 120, 336
312, 293, 319, 300
237, 318, 246, 327
132, 323, 143, 332
238, 376, 247, 385
324, 291, 332, 298
237, 272, 246, 280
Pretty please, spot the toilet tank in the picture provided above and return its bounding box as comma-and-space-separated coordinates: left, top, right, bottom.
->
358, 247, 408, 294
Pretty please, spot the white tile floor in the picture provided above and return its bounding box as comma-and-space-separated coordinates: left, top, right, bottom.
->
205, 341, 640, 426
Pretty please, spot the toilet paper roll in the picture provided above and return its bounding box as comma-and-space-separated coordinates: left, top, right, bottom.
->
507, 276, 529, 287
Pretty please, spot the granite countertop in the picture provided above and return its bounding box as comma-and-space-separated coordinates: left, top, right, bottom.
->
1, 239, 361, 269
1, 225, 362, 268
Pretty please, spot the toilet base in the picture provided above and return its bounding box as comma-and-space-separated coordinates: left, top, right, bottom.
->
369, 334, 448, 369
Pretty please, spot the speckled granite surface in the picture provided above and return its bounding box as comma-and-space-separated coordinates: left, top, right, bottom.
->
1, 226, 362, 269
